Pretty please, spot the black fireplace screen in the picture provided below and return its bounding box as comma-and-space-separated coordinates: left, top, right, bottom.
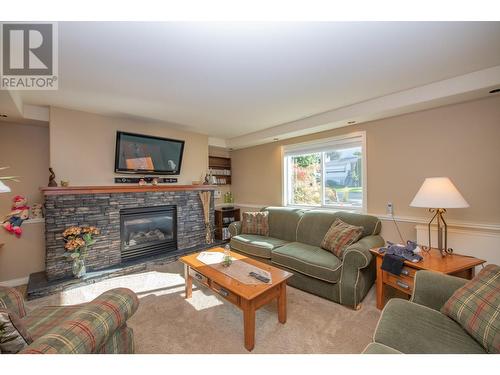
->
120, 205, 177, 261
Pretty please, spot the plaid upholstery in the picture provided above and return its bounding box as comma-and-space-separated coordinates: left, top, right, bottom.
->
23, 305, 80, 340
241, 211, 269, 236
98, 326, 134, 354
0, 286, 27, 318
20, 288, 139, 354
0, 308, 33, 353
441, 265, 500, 353
320, 218, 363, 258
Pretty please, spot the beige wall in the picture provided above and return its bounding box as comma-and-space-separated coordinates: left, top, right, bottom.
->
231, 96, 500, 242
49, 107, 209, 186
0, 123, 48, 282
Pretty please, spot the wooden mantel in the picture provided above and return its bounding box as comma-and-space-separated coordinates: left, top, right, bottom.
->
41, 185, 217, 196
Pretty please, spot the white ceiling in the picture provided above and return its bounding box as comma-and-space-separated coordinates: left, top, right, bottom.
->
7, 22, 500, 143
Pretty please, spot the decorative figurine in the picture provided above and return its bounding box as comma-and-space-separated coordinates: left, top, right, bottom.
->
151, 177, 159, 186
48, 167, 57, 187
60, 180, 69, 187
2, 195, 30, 237
138, 178, 147, 186
30, 203, 44, 219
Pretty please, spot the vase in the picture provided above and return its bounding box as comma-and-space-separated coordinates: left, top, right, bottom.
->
72, 258, 86, 278
204, 223, 214, 244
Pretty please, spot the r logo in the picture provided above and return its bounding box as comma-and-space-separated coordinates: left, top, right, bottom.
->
2, 23, 53, 76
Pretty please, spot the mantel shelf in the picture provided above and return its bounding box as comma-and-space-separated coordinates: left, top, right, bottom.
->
41, 185, 217, 196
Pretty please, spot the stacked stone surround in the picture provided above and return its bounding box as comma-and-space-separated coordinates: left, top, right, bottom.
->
44, 189, 214, 281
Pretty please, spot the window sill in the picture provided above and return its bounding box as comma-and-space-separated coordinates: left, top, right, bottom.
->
284, 204, 366, 214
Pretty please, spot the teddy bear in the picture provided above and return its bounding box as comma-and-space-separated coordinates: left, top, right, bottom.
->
2, 195, 30, 237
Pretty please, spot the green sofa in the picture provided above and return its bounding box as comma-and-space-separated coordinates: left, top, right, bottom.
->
363, 270, 489, 354
0, 286, 139, 354
229, 207, 384, 308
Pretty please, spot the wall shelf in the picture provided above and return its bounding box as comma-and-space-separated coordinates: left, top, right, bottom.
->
208, 156, 232, 185
25, 218, 45, 224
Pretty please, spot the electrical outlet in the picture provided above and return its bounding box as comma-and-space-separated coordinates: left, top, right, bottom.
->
387, 202, 393, 215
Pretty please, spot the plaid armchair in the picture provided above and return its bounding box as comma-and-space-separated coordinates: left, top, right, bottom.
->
0, 286, 139, 354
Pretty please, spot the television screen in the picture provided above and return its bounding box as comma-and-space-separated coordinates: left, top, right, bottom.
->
115, 131, 185, 175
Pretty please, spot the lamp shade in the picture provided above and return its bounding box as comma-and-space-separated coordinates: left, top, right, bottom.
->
0, 180, 11, 193
410, 177, 469, 208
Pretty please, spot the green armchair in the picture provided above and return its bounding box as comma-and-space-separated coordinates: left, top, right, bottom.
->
0, 286, 139, 354
363, 270, 488, 354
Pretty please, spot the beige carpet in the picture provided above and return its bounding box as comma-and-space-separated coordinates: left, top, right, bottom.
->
26, 261, 381, 353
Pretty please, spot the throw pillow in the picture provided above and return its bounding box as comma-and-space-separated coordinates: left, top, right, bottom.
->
321, 218, 364, 258
441, 264, 500, 353
241, 211, 269, 236
0, 308, 33, 354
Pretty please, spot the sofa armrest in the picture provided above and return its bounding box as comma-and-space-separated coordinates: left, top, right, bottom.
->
228, 221, 242, 237
339, 235, 385, 307
0, 286, 27, 318
411, 270, 467, 311
21, 288, 139, 354
342, 235, 385, 268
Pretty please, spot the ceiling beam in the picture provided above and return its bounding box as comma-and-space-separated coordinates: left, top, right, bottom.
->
227, 65, 500, 149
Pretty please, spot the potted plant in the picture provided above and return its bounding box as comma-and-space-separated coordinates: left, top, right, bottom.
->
62, 225, 100, 278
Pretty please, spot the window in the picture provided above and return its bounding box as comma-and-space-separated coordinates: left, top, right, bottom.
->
283, 132, 366, 212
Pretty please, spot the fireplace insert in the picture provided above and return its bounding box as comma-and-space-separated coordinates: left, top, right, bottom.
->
120, 205, 177, 261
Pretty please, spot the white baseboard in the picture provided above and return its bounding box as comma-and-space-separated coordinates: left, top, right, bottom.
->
0, 276, 29, 287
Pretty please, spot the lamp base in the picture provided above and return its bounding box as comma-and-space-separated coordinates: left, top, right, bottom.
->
425, 208, 453, 257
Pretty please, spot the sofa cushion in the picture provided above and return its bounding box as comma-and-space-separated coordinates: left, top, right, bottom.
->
296, 211, 339, 247
0, 286, 27, 318
296, 210, 381, 247
271, 242, 342, 283
321, 218, 364, 258
333, 211, 382, 237
0, 308, 33, 353
374, 299, 486, 353
441, 264, 500, 353
241, 211, 269, 236
230, 234, 288, 259
362, 342, 402, 354
263, 206, 304, 242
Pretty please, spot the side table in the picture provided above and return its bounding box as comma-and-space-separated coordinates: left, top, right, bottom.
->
370, 247, 485, 309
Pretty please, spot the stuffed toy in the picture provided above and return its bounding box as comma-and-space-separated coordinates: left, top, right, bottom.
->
2, 195, 30, 237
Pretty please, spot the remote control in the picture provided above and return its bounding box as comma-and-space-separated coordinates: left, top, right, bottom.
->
249, 271, 270, 283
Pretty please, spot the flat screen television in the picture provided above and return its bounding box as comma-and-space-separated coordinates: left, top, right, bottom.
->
115, 131, 185, 175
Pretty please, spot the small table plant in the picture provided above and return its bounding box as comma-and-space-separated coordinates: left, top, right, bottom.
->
62, 225, 100, 278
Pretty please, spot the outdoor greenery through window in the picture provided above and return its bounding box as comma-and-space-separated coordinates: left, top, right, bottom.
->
283, 134, 365, 211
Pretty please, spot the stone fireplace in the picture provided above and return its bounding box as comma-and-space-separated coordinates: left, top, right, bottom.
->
42, 185, 214, 281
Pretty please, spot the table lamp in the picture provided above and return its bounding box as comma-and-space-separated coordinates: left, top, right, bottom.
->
410, 177, 469, 256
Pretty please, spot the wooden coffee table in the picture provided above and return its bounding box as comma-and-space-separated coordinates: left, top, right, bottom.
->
180, 248, 293, 351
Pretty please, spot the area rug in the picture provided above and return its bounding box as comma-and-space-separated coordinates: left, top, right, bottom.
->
26, 261, 381, 354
